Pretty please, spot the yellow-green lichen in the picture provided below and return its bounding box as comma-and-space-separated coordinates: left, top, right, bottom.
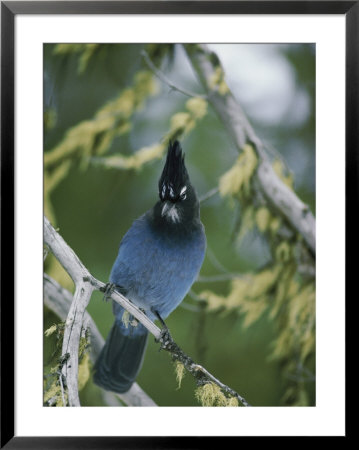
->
195, 382, 228, 406
174, 361, 185, 389
219, 144, 258, 199
208, 66, 230, 95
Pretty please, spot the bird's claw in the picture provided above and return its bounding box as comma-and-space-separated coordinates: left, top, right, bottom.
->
157, 326, 174, 351
102, 282, 116, 302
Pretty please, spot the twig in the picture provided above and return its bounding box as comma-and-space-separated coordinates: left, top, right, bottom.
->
196, 273, 242, 283
101, 390, 122, 407
141, 49, 206, 99
183, 44, 316, 254
44, 215, 250, 406
199, 187, 219, 203
188, 289, 204, 303
206, 247, 232, 274
191, 364, 251, 407
179, 301, 202, 312
44, 273, 157, 407
285, 373, 316, 383
159, 334, 251, 406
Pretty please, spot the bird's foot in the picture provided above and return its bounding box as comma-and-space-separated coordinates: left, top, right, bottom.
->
157, 326, 175, 351
102, 282, 116, 302
151, 309, 175, 350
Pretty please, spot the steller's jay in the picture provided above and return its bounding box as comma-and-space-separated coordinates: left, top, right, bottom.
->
93, 140, 206, 394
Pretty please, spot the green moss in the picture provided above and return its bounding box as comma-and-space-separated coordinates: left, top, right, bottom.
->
195, 382, 228, 406
174, 361, 185, 389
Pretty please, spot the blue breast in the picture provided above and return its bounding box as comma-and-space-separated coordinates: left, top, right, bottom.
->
110, 214, 206, 324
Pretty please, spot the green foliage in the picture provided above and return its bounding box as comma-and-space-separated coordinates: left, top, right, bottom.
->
201, 250, 314, 405
44, 324, 57, 337
201, 134, 315, 405
44, 43, 315, 406
207, 65, 230, 95
91, 96, 208, 170
92, 142, 166, 171
44, 64, 161, 282
43, 376, 68, 407
272, 158, 294, 190
78, 353, 91, 392
43, 322, 67, 406
43, 323, 91, 406
44, 107, 57, 130
53, 44, 100, 74
44, 70, 158, 172
78, 328, 91, 392
219, 144, 258, 199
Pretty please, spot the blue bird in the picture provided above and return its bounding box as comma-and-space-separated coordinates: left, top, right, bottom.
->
93, 140, 206, 394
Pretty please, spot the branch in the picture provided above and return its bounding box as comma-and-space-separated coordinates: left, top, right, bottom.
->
44, 216, 251, 406
196, 273, 242, 283
141, 49, 206, 99
199, 187, 219, 203
183, 44, 316, 254
160, 335, 251, 407
44, 216, 160, 406
44, 273, 157, 406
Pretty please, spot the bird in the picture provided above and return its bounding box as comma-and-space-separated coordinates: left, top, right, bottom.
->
93, 140, 206, 394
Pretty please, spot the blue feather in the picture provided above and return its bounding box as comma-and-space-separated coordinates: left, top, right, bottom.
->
94, 140, 206, 393
111, 213, 206, 326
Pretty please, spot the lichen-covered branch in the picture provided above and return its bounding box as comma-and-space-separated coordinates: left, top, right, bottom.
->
160, 335, 251, 407
44, 273, 157, 407
183, 44, 315, 254
44, 216, 251, 407
44, 216, 160, 406
90, 95, 208, 171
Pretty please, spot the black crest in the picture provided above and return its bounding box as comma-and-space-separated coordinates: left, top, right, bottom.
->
158, 141, 189, 202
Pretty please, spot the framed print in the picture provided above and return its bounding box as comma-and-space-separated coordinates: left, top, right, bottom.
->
1, 1, 355, 446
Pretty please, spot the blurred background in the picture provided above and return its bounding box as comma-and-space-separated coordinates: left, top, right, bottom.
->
44, 43, 315, 407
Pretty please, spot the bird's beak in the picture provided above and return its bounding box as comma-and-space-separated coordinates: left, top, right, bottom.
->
161, 201, 180, 223
161, 201, 174, 217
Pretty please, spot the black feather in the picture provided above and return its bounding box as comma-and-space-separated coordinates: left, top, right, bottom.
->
158, 140, 189, 202
93, 324, 148, 394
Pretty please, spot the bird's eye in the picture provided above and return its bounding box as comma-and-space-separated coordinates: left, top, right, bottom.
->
180, 186, 187, 200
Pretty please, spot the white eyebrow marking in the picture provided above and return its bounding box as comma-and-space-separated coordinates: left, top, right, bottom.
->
169, 186, 175, 198
180, 186, 187, 195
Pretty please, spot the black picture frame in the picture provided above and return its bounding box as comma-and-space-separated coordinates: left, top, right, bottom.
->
1, 1, 354, 447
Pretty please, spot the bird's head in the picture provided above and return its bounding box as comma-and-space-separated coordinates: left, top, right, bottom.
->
155, 140, 199, 226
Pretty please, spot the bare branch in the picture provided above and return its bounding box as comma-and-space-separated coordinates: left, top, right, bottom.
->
44, 215, 95, 405
196, 273, 242, 283
206, 247, 232, 274
44, 273, 157, 407
199, 187, 219, 203
183, 44, 315, 254
141, 49, 206, 99
44, 216, 251, 406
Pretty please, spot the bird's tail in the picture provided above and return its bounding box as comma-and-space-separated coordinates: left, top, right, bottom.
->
93, 322, 148, 394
